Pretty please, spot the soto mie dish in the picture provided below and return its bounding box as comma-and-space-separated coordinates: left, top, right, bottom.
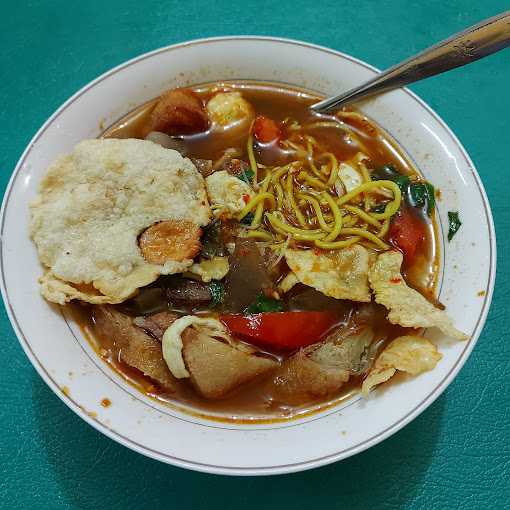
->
29, 82, 467, 420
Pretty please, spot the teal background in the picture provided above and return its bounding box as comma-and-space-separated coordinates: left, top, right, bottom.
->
1, 0, 509, 508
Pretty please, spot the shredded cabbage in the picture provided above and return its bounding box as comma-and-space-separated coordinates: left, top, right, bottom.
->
162, 316, 230, 378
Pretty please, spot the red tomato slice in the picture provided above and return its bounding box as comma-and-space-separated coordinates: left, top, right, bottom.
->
253, 115, 282, 143
389, 208, 426, 265
220, 311, 339, 351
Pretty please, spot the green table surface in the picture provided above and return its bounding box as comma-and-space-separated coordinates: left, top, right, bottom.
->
1, 1, 509, 508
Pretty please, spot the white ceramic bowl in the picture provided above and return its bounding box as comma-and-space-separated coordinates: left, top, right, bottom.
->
1, 37, 496, 475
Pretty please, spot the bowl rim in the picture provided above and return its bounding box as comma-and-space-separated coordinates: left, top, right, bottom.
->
1, 35, 497, 475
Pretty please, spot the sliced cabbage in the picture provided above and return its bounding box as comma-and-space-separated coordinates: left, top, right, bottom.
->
362, 335, 442, 395
162, 316, 230, 378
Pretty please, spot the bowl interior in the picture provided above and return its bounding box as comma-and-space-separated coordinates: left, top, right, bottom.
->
1, 37, 495, 475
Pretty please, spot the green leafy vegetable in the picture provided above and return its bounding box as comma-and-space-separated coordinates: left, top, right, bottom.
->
409, 182, 435, 216
238, 168, 254, 184
448, 211, 462, 241
425, 183, 436, 214
245, 293, 284, 314
240, 212, 255, 225
394, 175, 411, 192
371, 164, 409, 193
209, 281, 225, 307
371, 164, 401, 181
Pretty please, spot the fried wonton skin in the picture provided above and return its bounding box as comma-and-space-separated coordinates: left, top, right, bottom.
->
368, 250, 468, 340
362, 335, 442, 395
30, 139, 211, 304
285, 245, 371, 302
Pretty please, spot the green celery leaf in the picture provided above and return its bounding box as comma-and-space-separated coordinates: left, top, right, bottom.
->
245, 293, 284, 314
209, 281, 225, 307
447, 211, 462, 242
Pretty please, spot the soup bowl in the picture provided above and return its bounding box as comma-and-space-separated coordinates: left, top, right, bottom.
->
0, 36, 495, 475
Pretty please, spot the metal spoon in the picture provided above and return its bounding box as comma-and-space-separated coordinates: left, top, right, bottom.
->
311, 11, 510, 113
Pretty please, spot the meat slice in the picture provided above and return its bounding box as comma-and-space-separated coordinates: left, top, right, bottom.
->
145, 88, 208, 136
182, 330, 278, 399
163, 277, 211, 305
139, 220, 202, 264
93, 306, 176, 391
134, 311, 179, 340
270, 351, 349, 405
222, 238, 273, 313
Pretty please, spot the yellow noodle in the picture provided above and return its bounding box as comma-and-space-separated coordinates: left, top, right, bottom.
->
377, 218, 390, 238
238, 192, 275, 220
357, 160, 371, 210
274, 182, 284, 209
343, 205, 381, 228
337, 111, 369, 123
271, 165, 290, 183
315, 237, 361, 249
365, 195, 375, 211
370, 188, 401, 219
339, 228, 389, 249
298, 193, 333, 232
283, 140, 307, 158
305, 121, 346, 130
285, 173, 306, 226
282, 140, 302, 151
358, 161, 371, 183
270, 225, 327, 242
266, 212, 326, 240
257, 166, 271, 182
245, 229, 273, 241
306, 138, 324, 179
284, 118, 301, 131
336, 180, 401, 219
319, 164, 330, 179
297, 171, 329, 191
247, 132, 258, 185
322, 192, 343, 242
325, 153, 339, 186
251, 175, 272, 227
240, 126, 403, 252
342, 215, 359, 227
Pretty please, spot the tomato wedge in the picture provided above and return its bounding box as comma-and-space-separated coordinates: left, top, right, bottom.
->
220, 311, 339, 351
388, 208, 426, 265
253, 115, 282, 143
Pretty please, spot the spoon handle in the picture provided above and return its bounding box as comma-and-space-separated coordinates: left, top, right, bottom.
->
311, 11, 510, 113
